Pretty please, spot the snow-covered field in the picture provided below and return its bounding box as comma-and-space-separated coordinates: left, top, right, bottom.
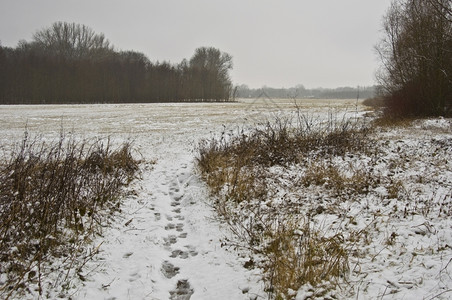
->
1, 99, 451, 299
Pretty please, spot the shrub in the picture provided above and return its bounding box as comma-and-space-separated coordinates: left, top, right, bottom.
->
197, 115, 370, 173
0, 133, 140, 299
362, 97, 385, 108
382, 80, 426, 118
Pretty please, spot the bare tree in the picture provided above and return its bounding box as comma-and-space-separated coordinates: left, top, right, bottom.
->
32, 22, 113, 59
427, 0, 452, 23
376, 0, 452, 116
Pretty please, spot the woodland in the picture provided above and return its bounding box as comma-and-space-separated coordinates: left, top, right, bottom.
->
0, 22, 234, 104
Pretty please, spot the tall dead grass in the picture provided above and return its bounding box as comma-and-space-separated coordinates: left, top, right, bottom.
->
197, 114, 370, 200
0, 132, 140, 299
263, 219, 349, 299
197, 114, 370, 298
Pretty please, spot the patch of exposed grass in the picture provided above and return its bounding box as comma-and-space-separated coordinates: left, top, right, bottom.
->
263, 220, 349, 300
300, 160, 376, 198
0, 132, 140, 299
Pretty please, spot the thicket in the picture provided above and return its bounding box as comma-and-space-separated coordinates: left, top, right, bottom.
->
376, 0, 452, 117
0, 133, 140, 299
0, 22, 233, 104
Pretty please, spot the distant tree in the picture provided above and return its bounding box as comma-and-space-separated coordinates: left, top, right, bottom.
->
32, 22, 113, 59
189, 47, 233, 100
0, 45, 6, 103
376, 0, 452, 116
0, 24, 235, 103
236, 84, 251, 98
177, 59, 191, 100
233, 85, 374, 100
117, 51, 151, 101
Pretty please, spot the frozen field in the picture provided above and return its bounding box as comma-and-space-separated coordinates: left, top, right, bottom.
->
1, 99, 451, 299
0, 98, 360, 145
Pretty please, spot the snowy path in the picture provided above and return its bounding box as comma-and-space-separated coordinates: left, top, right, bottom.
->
73, 153, 264, 300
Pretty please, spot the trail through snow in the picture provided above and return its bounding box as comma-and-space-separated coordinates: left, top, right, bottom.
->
74, 153, 264, 300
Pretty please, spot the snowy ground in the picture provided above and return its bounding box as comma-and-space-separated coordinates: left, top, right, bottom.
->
1, 99, 450, 299
251, 117, 452, 299
0, 99, 357, 299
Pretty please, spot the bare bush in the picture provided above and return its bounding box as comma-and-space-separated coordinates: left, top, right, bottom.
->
0, 133, 140, 299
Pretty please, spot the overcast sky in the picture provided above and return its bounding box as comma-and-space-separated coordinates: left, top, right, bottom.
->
0, 0, 392, 89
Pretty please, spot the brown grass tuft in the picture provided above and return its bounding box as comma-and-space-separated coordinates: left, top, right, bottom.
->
264, 220, 349, 299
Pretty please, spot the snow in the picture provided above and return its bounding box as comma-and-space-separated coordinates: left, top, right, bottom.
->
71, 154, 265, 300
1, 99, 451, 299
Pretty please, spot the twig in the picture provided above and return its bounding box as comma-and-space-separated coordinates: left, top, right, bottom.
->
427, 289, 452, 300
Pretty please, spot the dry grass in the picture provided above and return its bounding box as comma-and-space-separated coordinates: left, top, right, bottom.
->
197, 115, 371, 197
199, 112, 452, 299
301, 160, 376, 198
0, 132, 140, 299
263, 219, 349, 300
197, 109, 452, 299
196, 114, 370, 297
372, 116, 416, 128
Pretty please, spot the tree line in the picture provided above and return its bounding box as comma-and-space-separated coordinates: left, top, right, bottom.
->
235, 84, 376, 100
376, 0, 451, 117
0, 22, 234, 104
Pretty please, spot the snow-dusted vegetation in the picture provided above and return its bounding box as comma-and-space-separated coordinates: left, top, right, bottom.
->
0, 99, 451, 299
198, 111, 452, 299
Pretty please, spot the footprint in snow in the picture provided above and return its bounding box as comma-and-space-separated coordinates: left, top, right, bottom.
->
163, 235, 178, 247
161, 261, 180, 279
170, 246, 198, 259
128, 271, 141, 282
170, 249, 189, 259
169, 279, 194, 300
177, 172, 191, 185
154, 212, 161, 221
165, 223, 176, 230
170, 188, 180, 194
176, 223, 184, 232
171, 201, 181, 207
169, 182, 180, 194
172, 194, 183, 201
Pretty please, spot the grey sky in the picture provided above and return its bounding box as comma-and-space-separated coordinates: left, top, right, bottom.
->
0, 0, 392, 89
